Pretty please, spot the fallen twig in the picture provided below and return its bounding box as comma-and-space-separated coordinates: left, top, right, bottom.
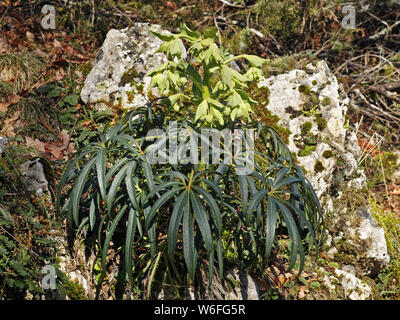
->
370, 85, 400, 103
369, 20, 400, 40
219, 0, 245, 9
354, 89, 400, 127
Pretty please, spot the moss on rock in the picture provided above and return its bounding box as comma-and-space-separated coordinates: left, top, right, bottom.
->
322, 150, 334, 158
321, 97, 331, 106
298, 145, 316, 157
64, 279, 86, 300
298, 84, 311, 96
119, 67, 139, 87
250, 84, 291, 143
314, 115, 327, 131
300, 121, 313, 136
314, 160, 325, 173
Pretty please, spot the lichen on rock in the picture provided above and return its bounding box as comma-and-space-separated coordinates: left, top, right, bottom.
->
80, 23, 170, 111
258, 60, 389, 277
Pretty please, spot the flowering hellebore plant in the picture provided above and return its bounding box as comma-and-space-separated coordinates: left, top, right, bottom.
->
147, 24, 265, 126
57, 24, 323, 298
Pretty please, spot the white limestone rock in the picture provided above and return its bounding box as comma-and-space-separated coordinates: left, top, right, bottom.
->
81, 23, 170, 111
259, 60, 389, 275
335, 266, 372, 300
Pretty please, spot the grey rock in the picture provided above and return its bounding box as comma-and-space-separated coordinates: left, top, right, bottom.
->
155, 269, 260, 300
205, 270, 260, 300
335, 267, 372, 300
356, 208, 390, 275
0, 136, 7, 154
81, 23, 169, 111
259, 60, 389, 275
226, 270, 260, 300
20, 158, 48, 196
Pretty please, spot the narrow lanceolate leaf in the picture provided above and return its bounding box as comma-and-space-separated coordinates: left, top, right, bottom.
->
167, 191, 186, 260
265, 197, 278, 259
273, 167, 289, 187
216, 237, 224, 280
238, 175, 249, 215
306, 180, 322, 214
97, 211, 108, 254
192, 186, 222, 233
146, 188, 183, 230
142, 158, 155, 190
70, 157, 96, 227
197, 178, 222, 196
191, 193, 213, 255
146, 252, 162, 299
214, 163, 227, 185
125, 208, 138, 284
100, 204, 128, 283
105, 157, 129, 184
77, 216, 89, 235
89, 197, 96, 231
183, 191, 196, 280
113, 133, 140, 149
273, 177, 300, 190
158, 171, 188, 184
274, 200, 303, 272
125, 161, 138, 210
96, 148, 107, 203
143, 206, 157, 259
282, 198, 318, 250
147, 181, 182, 199
246, 175, 262, 221
246, 189, 268, 221
105, 123, 122, 141
56, 147, 95, 216
106, 163, 129, 214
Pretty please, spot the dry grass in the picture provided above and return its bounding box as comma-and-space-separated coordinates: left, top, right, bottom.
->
0, 51, 45, 93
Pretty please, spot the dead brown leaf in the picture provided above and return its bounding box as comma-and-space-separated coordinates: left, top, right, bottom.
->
53, 39, 63, 49
0, 94, 21, 112
81, 120, 92, 127
165, 1, 177, 10
277, 274, 286, 287
0, 36, 11, 54
60, 129, 75, 155
54, 68, 65, 81
25, 136, 46, 153
45, 143, 64, 160
0, 110, 20, 137
298, 286, 306, 299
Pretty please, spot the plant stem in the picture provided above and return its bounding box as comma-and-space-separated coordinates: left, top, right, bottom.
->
187, 169, 195, 190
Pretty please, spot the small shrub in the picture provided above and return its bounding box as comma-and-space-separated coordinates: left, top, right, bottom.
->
58, 25, 323, 297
